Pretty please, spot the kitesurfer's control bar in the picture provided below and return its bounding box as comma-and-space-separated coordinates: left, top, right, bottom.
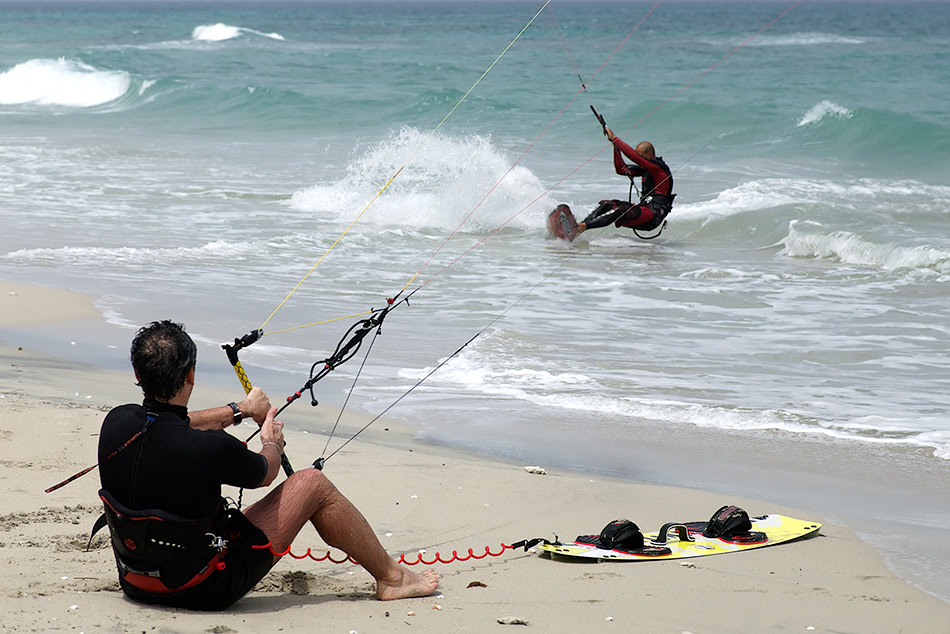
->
591, 105, 607, 135
223, 329, 261, 394
223, 329, 295, 477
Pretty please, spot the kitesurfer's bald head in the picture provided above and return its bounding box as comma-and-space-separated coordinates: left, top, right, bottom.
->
636, 141, 655, 158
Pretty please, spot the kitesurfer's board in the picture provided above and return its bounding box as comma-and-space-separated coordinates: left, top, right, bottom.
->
537, 514, 820, 562
548, 204, 578, 242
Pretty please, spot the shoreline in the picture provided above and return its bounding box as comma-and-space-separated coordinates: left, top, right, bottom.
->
3, 280, 950, 632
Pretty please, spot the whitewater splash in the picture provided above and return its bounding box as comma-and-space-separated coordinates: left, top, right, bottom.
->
798, 100, 853, 127
290, 127, 551, 231
0, 58, 129, 107
192, 23, 285, 42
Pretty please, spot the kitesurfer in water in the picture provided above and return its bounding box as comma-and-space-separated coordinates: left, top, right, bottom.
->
576, 127, 675, 235
97, 320, 439, 610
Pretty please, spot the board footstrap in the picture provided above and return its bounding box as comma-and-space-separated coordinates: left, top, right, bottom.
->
650, 523, 695, 545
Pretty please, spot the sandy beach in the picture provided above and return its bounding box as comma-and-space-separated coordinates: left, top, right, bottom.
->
2, 279, 949, 634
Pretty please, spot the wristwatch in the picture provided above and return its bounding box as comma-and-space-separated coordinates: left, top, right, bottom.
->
228, 402, 243, 425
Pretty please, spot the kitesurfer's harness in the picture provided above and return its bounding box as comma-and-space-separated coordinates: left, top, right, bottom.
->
634, 191, 675, 240
79, 412, 232, 595
90, 489, 231, 594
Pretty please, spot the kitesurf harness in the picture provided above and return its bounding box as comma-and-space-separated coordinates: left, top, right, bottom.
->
80, 411, 231, 595
624, 157, 675, 240
90, 489, 231, 594
635, 192, 675, 239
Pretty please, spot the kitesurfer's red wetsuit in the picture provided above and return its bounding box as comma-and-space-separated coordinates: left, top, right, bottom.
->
582, 138, 675, 232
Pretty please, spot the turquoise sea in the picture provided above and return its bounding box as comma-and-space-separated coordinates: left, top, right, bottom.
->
2, 0, 949, 602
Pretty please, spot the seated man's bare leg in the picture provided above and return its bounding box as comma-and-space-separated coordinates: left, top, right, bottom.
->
244, 468, 439, 600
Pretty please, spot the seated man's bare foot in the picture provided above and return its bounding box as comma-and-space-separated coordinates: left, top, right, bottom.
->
376, 567, 440, 601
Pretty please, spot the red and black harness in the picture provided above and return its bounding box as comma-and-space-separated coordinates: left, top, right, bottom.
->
91, 489, 231, 594
84, 412, 232, 595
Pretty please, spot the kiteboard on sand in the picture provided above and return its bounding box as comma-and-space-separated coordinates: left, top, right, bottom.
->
547, 204, 579, 242
535, 505, 821, 562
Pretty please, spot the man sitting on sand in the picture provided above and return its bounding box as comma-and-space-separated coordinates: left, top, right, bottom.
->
97, 320, 438, 610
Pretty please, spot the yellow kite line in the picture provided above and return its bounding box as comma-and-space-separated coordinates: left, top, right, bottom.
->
258, 0, 552, 334
264, 310, 375, 337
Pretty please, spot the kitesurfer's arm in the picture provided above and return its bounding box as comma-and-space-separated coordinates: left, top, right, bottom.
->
612, 137, 650, 171
614, 150, 647, 178
257, 406, 284, 487
606, 127, 646, 169
188, 386, 272, 431
606, 127, 645, 177
607, 128, 667, 189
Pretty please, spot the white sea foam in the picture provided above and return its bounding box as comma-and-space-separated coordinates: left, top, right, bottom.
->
2, 241, 235, 266
798, 100, 853, 127
679, 267, 770, 280
290, 127, 552, 230
400, 352, 594, 393
676, 177, 950, 223
746, 32, 867, 47
0, 58, 130, 107
677, 180, 800, 220
192, 23, 285, 42
782, 221, 950, 273
406, 346, 950, 458
673, 178, 826, 223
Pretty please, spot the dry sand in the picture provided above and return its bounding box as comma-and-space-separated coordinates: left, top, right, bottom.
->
2, 280, 949, 633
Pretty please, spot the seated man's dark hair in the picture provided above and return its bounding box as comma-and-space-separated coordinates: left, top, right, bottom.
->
130, 320, 197, 401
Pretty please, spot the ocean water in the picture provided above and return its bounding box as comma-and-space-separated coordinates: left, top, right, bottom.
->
2, 0, 949, 601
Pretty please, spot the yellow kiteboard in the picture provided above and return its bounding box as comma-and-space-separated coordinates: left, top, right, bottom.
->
537, 510, 821, 562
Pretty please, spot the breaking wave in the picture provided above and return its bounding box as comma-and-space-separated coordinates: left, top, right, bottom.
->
0, 58, 130, 107
782, 221, 950, 274
798, 100, 854, 127
191, 23, 285, 42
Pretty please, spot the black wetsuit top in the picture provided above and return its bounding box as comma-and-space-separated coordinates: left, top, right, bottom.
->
98, 400, 267, 518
